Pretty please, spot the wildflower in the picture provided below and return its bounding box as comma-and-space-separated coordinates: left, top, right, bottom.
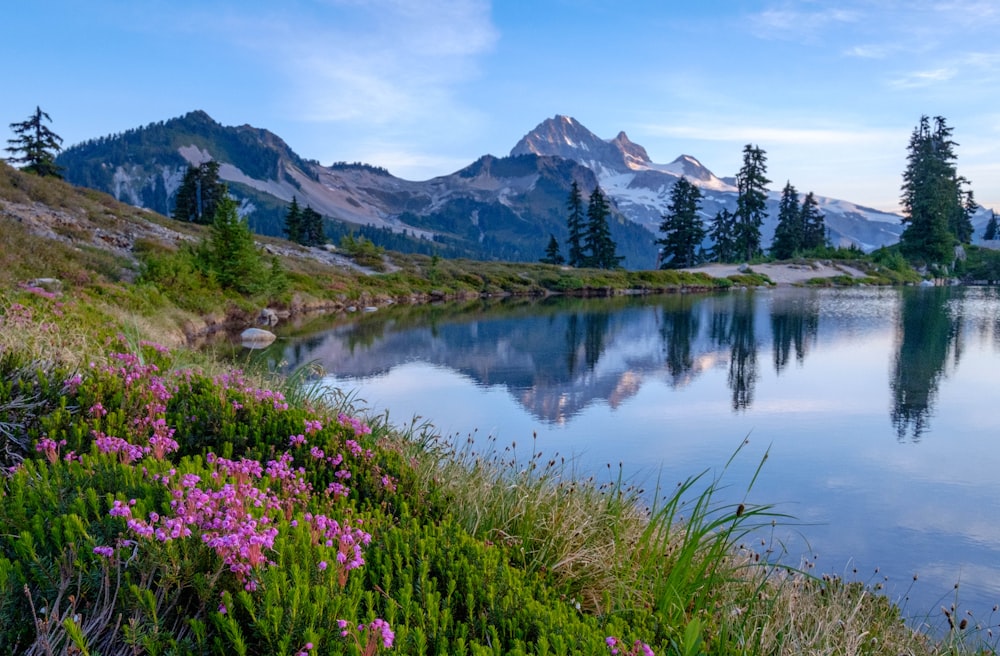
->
93, 545, 114, 558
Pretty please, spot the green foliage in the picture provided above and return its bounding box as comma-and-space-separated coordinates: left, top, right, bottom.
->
658, 177, 706, 269
340, 234, 387, 271
566, 181, 586, 268
173, 160, 226, 224
899, 115, 970, 265
982, 210, 999, 241
5, 106, 64, 178
709, 209, 737, 262
202, 196, 272, 295
582, 186, 622, 269
734, 144, 771, 262
770, 182, 801, 260
540, 234, 565, 265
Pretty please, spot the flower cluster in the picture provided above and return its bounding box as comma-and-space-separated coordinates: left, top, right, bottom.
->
337, 618, 395, 655
605, 636, 654, 656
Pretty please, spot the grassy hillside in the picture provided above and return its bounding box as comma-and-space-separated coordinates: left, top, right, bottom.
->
0, 164, 992, 654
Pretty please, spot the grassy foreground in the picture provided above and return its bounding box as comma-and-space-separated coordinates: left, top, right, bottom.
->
0, 163, 996, 654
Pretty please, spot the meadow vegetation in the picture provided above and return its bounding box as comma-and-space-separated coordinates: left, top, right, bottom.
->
2, 163, 998, 654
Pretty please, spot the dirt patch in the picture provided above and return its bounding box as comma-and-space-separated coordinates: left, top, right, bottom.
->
684, 261, 867, 285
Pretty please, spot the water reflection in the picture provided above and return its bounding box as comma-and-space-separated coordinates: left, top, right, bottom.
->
890, 287, 963, 442
256, 287, 995, 436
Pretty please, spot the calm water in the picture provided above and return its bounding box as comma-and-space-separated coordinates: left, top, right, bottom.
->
260, 286, 1000, 630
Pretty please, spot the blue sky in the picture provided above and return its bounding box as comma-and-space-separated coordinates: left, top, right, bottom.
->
6, 1, 1000, 213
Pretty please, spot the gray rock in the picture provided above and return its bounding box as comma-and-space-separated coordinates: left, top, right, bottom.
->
241, 328, 276, 347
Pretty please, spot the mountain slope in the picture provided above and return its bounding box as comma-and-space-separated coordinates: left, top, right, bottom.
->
513, 115, 906, 251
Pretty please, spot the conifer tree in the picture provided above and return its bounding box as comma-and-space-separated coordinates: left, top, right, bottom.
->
800, 192, 827, 250
734, 144, 771, 261
205, 196, 267, 294
284, 196, 303, 243
565, 181, 586, 267
770, 181, 802, 260
583, 186, 621, 269
709, 209, 737, 262
5, 106, 63, 178
900, 115, 970, 264
540, 234, 565, 265
172, 160, 226, 224
983, 210, 999, 241
657, 177, 705, 269
300, 205, 325, 246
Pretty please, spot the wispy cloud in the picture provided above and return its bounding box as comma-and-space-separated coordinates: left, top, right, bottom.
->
643, 122, 898, 147
213, 0, 498, 126
888, 67, 959, 89
749, 5, 860, 41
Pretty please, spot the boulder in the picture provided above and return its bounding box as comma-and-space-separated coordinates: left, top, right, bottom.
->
240, 328, 276, 348
258, 308, 279, 326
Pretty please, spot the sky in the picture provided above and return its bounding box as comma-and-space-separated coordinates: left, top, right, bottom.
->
6, 0, 1000, 214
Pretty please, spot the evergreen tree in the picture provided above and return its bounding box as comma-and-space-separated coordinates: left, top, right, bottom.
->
955, 183, 976, 244
800, 192, 827, 250
172, 160, 226, 224
657, 177, 706, 269
205, 196, 267, 294
540, 234, 565, 265
983, 210, 999, 241
5, 106, 63, 178
734, 144, 771, 262
583, 186, 621, 269
565, 181, 586, 267
769, 181, 802, 260
300, 205, 325, 246
709, 209, 737, 262
900, 115, 969, 264
284, 196, 303, 243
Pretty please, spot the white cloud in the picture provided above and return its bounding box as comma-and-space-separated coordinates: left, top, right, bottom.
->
642, 122, 898, 147
888, 67, 959, 89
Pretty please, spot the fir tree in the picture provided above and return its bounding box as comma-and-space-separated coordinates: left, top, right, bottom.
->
5, 106, 63, 178
565, 181, 586, 267
657, 177, 706, 269
284, 196, 302, 243
734, 144, 771, 262
583, 186, 621, 269
300, 205, 325, 246
709, 209, 737, 262
540, 234, 565, 265
983, 210, 999, 241
205, 196, 267, 294
770, 181, 802, 260
800, 192, 827, 250
172, 160, 226, 224
900, 115, 970, 264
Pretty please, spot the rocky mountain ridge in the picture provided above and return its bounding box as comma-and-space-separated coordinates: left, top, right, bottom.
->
53, 110, 965, 267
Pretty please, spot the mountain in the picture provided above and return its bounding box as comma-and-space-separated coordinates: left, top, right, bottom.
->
512, 115, 906, 251
57, 110, 958, 270
56, 111, 658, 267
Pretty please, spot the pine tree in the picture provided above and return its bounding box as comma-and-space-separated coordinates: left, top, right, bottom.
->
983, 210, 999, 241
206, 196, 267, 294
172, 160, 227, 224
566, 181, 586, 267
5, 106, 63, 178
955, 183, 976, 244
734, 144, 771, 262
300, 206, 325, 246
709, 209, 737, 262
583, 186, 621, 269
769, 181, 801, 260
900, 115, 969, 264
657, 177, 706, 269
540, 234, 565, 265
284, 196, 303, 243
800, 192, 827, 250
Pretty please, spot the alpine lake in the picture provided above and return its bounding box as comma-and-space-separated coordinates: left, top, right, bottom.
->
239, 284, 1000, 634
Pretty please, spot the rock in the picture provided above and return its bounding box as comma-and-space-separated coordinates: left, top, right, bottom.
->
258, 308, 279, 326
240, 328, 276, 347
363, 306, 378, 313
737, 263, 751, 273
27, 278, 63, 293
